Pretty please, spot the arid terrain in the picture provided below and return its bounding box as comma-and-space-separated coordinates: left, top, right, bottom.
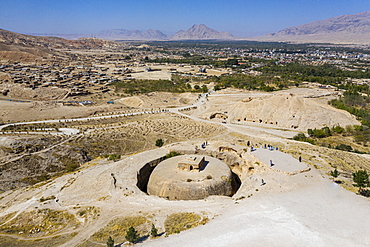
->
0, 85, 369, 247
1, 29, 370, 246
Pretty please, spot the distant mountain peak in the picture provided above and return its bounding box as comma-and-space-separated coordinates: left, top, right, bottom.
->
171, 24, 234, 40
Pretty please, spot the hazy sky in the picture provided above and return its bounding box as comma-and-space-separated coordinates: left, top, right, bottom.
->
1, 0, 370, 37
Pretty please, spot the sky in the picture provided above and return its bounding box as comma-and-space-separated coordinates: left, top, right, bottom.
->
1, 0, 370, 37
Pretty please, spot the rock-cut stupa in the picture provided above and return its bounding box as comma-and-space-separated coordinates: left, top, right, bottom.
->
147, 154, 235, 200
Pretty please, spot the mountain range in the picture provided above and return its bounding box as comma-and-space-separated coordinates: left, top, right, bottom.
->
95, 29, 168, 40
29, 24, 234, 41
4, 10, 370, 44
252, 11, 370, 44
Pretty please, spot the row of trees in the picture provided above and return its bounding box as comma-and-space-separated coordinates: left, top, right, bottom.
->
209, 73, 293, 92
258, 62, 370, 87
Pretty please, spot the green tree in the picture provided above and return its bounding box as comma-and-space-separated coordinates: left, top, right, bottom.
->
352, 170, 369, 188
293, 133, 307, 141
155, 139, 164, 147
330, 168, 340, 178
332, 125, 344, 134
307, 129, 314, 136
201, 85, 208, 93
107, 236, 114, 247
150, 224, 158, 237
125, 226, 139, 243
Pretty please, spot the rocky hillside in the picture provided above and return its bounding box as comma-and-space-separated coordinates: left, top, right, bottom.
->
96, 29, 168, 40
204, 92, 360, 131
252, 11, 370, 44
0, 135, 90, 191
171, 24, 234, 40
0, 29, 119, 50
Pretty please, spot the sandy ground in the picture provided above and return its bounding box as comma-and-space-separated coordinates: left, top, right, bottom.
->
141, 163, 370, 247
1, 139, 369, 247
252, 148, 308, 173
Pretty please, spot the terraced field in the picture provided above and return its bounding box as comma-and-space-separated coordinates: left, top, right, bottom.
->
68, 115, 226, 159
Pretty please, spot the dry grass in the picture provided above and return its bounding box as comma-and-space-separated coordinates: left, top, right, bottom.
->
164, 212, 207, 235
0, 232, 77, 247
0, 211, 17, 225
74, 206, 100, 222
285, 142, 370, 192
90, 216, 148, 244
0, 209, 79, 237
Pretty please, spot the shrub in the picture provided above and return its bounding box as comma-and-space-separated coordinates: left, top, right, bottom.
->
293, 133, 307, 141
353, 170, 369, 188
308, 127, 331, 138
335, 144, 353, 152
155, 139, 164, 147
108, 154, 121, 161
358, 188, 370, 197
332, 125, 344, 134
150, 224, 158, 237
293, 133, 315, 144
107, 236, 114, 247
330, 169, 340, 178
125, 226, 139, 243
165, 151, 181, 159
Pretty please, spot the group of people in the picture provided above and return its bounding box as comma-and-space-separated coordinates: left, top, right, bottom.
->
250, 143, 278, 152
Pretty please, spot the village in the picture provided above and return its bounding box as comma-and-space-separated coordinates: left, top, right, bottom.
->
1, 41, 370, 105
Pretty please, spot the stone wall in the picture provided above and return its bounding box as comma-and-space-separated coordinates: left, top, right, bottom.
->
136, 155, 166, 193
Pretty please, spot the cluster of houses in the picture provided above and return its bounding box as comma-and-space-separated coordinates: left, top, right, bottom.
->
1, 43, 369, 100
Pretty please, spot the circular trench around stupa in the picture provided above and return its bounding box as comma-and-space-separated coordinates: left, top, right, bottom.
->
146, 154, 238, 200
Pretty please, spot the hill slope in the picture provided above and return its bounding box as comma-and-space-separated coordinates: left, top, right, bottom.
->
0, 29, 118, 50
251, 11, 370, 44
202, 91, 359, 131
